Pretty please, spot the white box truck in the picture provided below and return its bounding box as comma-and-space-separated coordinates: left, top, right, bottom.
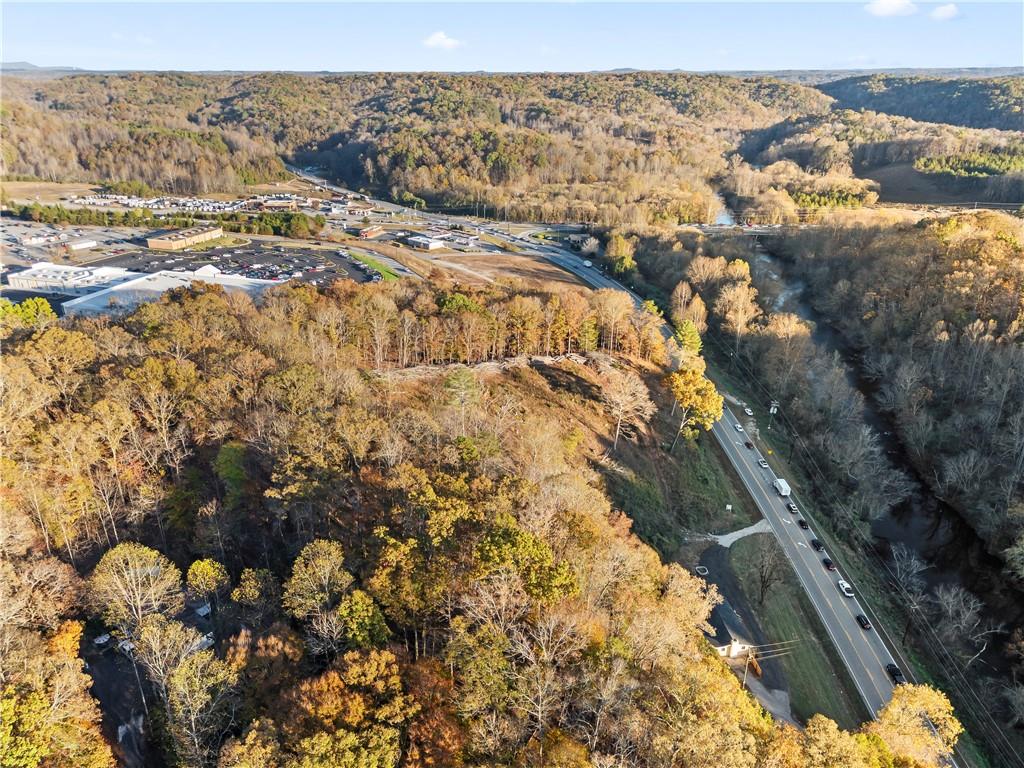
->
773, 478, 791, 497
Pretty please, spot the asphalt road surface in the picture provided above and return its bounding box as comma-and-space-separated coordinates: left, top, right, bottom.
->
711, 408, 899, 715
514, 232, 908, 719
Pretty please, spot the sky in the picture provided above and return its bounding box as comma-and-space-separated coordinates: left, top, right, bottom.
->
2, 1, 1021, 72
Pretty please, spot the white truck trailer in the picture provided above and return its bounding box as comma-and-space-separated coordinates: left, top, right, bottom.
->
773, 478, 791, 497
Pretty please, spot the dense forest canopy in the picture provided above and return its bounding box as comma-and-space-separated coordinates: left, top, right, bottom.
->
0, 71, 832, 225
820, 74, 1024, 131
4, 71, 1022, 224
769, 212, 1024, 557
0, 278, 965, 767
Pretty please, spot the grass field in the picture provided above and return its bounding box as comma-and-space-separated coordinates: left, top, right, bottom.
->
1, 180, 101, 203
479, 231, 522, 252
730, 534, 867, 730
350, 251, 400, 281
182, 236, 249, 252
857, 163, 980, 205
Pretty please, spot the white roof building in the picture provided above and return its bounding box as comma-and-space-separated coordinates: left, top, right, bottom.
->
6, 262, 141, 296
67, 239, 99, 252
404, 235, 444, 251
62, 267, 278, 316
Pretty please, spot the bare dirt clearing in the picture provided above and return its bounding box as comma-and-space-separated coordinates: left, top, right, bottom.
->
432, 250, 590, 288
1, 180, 101, 203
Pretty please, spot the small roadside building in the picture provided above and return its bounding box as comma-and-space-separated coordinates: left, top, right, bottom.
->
403, 234, 443, 251
704, 601, 756, 660
357, 225, 384, 239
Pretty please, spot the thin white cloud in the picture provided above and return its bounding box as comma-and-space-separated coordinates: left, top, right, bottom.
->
864, 0, 918, 17
930, 3, 959, 21
110, 31, 155, 46
422, 31, 462, 50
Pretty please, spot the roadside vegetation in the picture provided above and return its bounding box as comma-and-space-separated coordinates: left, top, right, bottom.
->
5, 201, 327, 239
730, 534, 866, 729
0, 273, 966, 768
348, 251, 400, 281
599, 211, 1024, 767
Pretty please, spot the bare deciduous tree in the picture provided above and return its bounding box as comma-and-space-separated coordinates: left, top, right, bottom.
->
596, 363, 655, 451
754, 535, 785, 607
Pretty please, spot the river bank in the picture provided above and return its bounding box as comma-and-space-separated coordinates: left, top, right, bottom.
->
740, 240, 1024, 743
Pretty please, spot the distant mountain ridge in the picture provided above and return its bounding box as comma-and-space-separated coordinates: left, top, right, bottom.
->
820, 73, 1024, 131
3, 61, 1021, 82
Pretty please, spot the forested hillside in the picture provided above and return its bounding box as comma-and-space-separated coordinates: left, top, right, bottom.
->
4, 71, 1022, 223
0, 279, 963, 768
820, 75, 1024, 131
770, 212, 1024, 562
726, 109, 1024, 215
0, 71, 831, 226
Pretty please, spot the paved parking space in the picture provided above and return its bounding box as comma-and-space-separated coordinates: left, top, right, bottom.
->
87, 242, 374, 285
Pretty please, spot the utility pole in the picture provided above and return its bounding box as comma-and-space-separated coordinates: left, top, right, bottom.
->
767, 400, 780, 431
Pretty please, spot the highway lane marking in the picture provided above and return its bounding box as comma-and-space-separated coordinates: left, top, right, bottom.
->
782, 484, 900, 695
714, 409, 889, 713
543, 250, 899, 713
797, 542, 807, 548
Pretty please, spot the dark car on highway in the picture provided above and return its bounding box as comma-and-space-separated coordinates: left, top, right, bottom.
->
797, 519, 810, 530
856, 615, 872, 631
822, 557, 836, 571
744, 441, 754, 450
886, 663, 906, 685
810, 539, 824, 551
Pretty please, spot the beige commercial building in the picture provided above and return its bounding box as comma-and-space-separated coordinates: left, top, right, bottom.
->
146, 225, 224, 251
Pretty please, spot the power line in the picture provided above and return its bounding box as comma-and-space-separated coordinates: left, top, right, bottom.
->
698, 324, 1023, 768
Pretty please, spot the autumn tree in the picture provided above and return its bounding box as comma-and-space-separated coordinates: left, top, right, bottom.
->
135, 614, 204, 702
283, 539, 360, 655
596, 363, 655, 451
714, 282, 761, 354
167, 649, 239, 766
187, 558, 231, 611
665, 362, 723, 450
231, 569, 281, 628
89, 542, 184, 636
868, 683, 962, 766
606, 233, 637, 274
802, 715, 868, 768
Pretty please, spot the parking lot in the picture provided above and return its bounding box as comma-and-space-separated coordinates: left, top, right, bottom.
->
1, 219, 141, 264
87, 242, 377, 285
